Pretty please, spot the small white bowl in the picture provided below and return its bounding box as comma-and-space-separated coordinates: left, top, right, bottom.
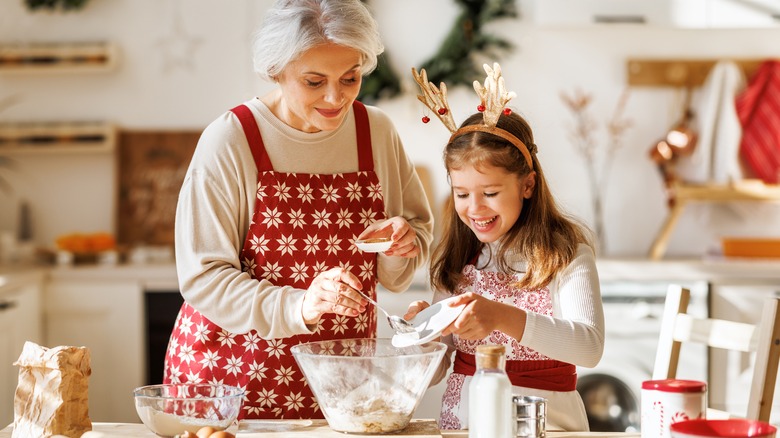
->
354, 238, 392, 253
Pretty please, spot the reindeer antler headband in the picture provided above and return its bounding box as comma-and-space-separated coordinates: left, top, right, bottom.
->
412, 63, 534, 169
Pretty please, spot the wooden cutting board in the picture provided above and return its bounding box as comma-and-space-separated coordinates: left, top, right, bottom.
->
236, 418, 442, 437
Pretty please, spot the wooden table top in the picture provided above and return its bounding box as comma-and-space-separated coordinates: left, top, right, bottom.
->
0, 420, 641, 437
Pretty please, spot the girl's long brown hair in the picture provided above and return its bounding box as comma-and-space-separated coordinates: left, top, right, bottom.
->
430, 112, 593, 293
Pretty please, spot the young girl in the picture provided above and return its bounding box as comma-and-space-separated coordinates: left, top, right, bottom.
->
407, 91, 605, 430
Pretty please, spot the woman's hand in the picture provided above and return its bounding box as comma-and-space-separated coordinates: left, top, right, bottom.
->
441, 292, 512, 340
359, 216, 419, 258
403, 300, 430, 321
301, 268, 367, 325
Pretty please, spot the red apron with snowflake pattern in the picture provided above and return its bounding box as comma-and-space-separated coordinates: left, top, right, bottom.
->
164, 101, 385, 419
438, 264, 577, 430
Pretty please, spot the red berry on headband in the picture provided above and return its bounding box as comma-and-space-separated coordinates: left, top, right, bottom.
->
437, 108, 447, 115
477, 104, 486, 112
422, 116, 430, 123
503, 108, 512, 115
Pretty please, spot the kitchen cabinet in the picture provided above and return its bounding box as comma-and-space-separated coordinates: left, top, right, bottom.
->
531, 0, 780, 28
44, 276, 144, 423
0, 41, 118, 74
0, 270, 44, 428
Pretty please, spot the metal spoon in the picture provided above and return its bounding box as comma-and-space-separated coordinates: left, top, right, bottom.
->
354, 289, 417, 335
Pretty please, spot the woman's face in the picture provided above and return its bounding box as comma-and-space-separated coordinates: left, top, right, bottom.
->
449, 162, 535, 243
275, 43, 363, 133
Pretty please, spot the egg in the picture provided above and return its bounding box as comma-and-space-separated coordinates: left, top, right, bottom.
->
196, 427, 216, 438
208, 431, 235, 438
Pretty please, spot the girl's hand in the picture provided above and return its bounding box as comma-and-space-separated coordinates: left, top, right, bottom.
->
301, 268, 367, 325
358, 216, 419, 258
403, 300, 430, 321
441, 292, 502, 340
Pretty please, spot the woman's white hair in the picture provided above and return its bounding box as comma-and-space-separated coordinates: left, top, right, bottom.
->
252, 0, 384, 82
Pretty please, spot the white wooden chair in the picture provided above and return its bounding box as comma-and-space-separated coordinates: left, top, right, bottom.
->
652, 284, 780, 422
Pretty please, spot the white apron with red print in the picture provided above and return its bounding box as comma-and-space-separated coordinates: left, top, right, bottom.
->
439, 264, 562, 430
164, 101, 385, 420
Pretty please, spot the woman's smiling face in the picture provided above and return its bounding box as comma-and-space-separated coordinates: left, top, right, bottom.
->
275, 43, 363, 133
449, 162, 534, 243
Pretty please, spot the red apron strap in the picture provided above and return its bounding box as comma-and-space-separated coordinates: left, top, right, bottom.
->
230, 104, 274, 172
352, 101, 374, 172
453, 350, 577, 392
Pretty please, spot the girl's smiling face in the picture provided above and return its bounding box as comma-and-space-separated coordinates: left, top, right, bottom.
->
275, 43, 363, 133
449, 163, 535, 243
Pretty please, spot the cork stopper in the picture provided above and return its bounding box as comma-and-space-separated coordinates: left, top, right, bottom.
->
475, 344, 505, 369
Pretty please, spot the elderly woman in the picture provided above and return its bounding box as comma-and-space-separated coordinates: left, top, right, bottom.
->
163, 0, 433, 420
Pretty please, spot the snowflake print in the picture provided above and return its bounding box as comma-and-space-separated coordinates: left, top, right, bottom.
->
274, 365, 296, 386
242, 257, 257, 277
178, 343, 196, 364
284, 391, 306, 412
193, 323, 211, 344
265, 339, 287, 359
167, 336, 180, 358
256, 388, 278, 407
249, 234, 269, 255
335, 208, 354, 228
271, 406, 284, 417
185, 370, 201, 383
247, 361, 268, 381
312, 209, 332, 228
242, 332, 262, 353
208, 377, 226, 387
342, 338, 359, 355
358, 260, 374, 282
277, 234, 297, 256
303, 234, 321, 255
310, 260, 328, 278
298, 183, 314, 203
332, 315, 349, 335
354, 311, 369, 332
178, 314, 194, 335
261, 207, 283, 228
320, 184, 340, 203
223, 355, 244, 377
217, 330, 238, 348
321, 341, 336, 355
324, 235, 342, 256
290, 261, 309, 284
168, 365, 183, 383
199, 350, 221, 369
367, 182, 382, 200
182, 402, 198, 417
345, 181, 361, 201
358, 208, 375, 227
255, 183, 267, 201
287, 208, 306, 229
274, 182, 292, 202
338, 261, 353, 273
262, 260, 283, 282
244, 405, 263, 416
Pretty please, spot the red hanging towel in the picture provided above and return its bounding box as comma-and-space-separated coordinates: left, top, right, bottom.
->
735, 60, 780, 184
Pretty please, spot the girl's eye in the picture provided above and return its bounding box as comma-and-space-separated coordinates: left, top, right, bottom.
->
455, 193, 468, 199
484, 192, 498, 198
305, 80, 323, 87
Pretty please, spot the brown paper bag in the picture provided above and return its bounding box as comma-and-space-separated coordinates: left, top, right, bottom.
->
12, 341, 92, 438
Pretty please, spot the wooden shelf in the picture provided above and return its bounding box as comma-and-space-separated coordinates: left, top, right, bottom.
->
0, 121, 116, 154
0, 41, 118, 74
627, 58, 767, 87
649, 181, 780, 260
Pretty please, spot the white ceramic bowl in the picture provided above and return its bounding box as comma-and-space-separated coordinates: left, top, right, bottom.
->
133, 384, 243, 438
671, 419, 777, 438
291, 338, 446, 434
354, 238, 392, 253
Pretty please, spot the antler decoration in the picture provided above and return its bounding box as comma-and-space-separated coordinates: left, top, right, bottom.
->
412, 67, 457, 133
473, 63, 517, 127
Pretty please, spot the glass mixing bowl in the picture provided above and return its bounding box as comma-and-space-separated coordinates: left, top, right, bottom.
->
291, 338, 447, 434
133, 383, 243, 437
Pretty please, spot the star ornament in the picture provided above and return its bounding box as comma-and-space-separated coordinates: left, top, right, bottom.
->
156, 8, 203, 73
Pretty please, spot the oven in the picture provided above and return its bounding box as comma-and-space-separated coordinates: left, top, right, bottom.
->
577, 280, 709, 432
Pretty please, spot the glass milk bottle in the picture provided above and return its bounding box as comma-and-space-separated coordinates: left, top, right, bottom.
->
469, 344, 514, 438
